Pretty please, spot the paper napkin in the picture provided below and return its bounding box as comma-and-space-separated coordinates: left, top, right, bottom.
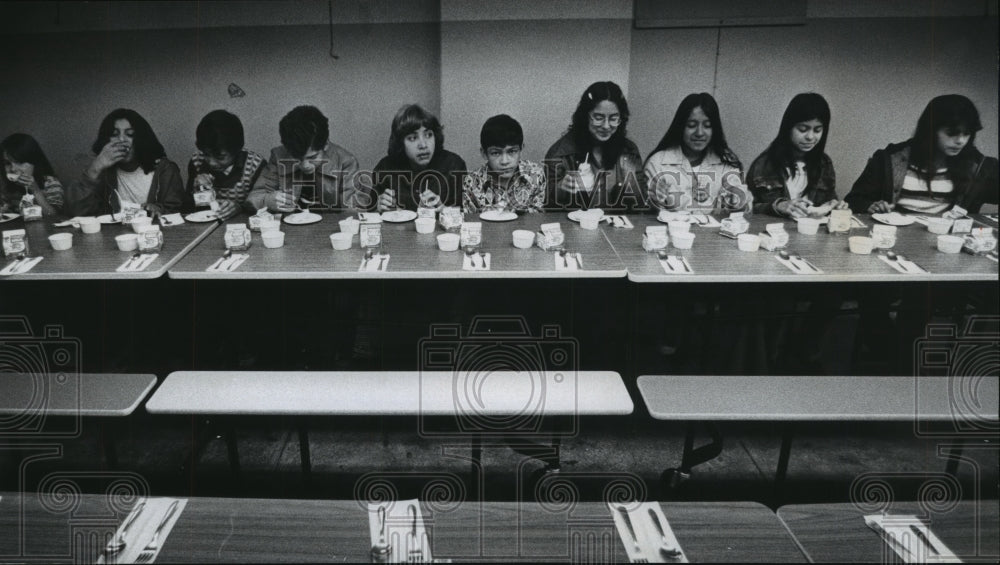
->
609, 502, 688, 563
462, 252, 491, 271
864, 514, 960, 563
1, 256, 42, 275
368, 500, 433, 564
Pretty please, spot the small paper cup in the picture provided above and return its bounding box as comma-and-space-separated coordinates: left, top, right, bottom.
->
848, 236, 874, 255
437, 233, 460, 252
667, 220, 690, 236
737, 233, 760, 252
415, 217, 436, 234
871, 225, 897, 249
330, 232, 353, 250
262, 231, 285, 249
115, 234, 138, 251
796, 217, 820, 235
927, 217, 953, 235
512, 230, 534, 249
579, 215, 600, 230
48, 233, 73, 251
78, 217, 101, 234
937, 234, 963, 254
260, 219, 281, 234
131, 217, 152, 233
672, 231, 695, 250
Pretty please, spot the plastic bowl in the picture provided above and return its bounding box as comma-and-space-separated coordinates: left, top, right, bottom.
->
672, 231, 695, 250
330, 233, 353, 250
130, 217, 152, 233
115, 234, 138, 251
936, 234, 964, 254
260, 219, 281, 234
512, 230, 535, 249
78, 217, 101, 234
667, 220, 690, 235
48, 233, 73, 251
737, 233, 760, 252
415, 218, 436, 234
262, 231, 285, 249
926, 217, 953, 235
796, 217, 820, 235
848, 236, 874, 255
437, 233, 460, 252
338, 218, 360, 235
579, 215, 600, 230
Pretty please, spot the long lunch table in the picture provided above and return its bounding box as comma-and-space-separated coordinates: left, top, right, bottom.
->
0, 492, 807, 562
0, 216, 219, 280
611, 214, 999, 282
167, 211, 627, 279
637, 376, 1000, 491
777, 500, 999, 563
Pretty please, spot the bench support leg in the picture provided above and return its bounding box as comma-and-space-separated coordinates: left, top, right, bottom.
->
298, 420, 312, 482
663, 422, 722, 489
944, 439, 965, 477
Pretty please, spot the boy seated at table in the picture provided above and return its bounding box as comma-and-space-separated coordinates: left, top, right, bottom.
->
186, 110, 265, 220
248, 105, 360, 212
463, 114, 546, 214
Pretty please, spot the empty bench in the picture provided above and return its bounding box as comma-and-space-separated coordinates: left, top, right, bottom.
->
637, 375, 999, 494
145, 370, 633, 479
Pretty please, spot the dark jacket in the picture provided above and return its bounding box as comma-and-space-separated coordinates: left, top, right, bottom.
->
66, 158, 184, 217
747, 151, 837, 217
845, 141, 999, 214
370, 149, 467, 211
543, 132, 647, 212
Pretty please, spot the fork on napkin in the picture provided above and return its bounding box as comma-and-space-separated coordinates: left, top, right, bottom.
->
1, 256, 43, 275
117, 254, 159, 273
206, 253, 249, 272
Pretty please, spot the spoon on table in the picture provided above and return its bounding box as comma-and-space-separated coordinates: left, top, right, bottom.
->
464, 247, 478, 268
885, 250, 910, 273
7, 252, 26, 273
791, 252, 820, 272
103, 501, 146, 557
558, 248, 569, 268
362, 248, 374, 270
648, 508, 683, 560
777, 250, 800, 271
894, 253, 927, 273
656, 249, 675, 271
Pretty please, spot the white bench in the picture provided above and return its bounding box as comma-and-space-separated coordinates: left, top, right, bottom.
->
146, 370, 633, 479
637, 375, 999, 494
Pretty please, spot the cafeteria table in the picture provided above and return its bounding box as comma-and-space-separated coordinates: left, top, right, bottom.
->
167, 211, 627, 279
0, 492, 807, 562
0, 215, 220, 280
611, 214, 998, 282
777, 500, 999, 562
637, 376, 1000, 491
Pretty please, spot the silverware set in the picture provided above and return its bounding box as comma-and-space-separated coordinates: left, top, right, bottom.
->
557, 248, 582, 269
656, 250, 691, 273
616, 504, 684, 563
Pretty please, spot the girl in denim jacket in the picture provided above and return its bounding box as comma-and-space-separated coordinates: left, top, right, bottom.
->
748, 93, 847, 218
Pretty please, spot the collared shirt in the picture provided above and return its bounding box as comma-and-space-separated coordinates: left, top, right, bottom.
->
644, 146, 749, 212
248, 141, 360, 210
462, 159, 546, 214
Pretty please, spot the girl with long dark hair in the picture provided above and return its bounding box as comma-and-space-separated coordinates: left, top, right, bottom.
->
1, 133, 64, 216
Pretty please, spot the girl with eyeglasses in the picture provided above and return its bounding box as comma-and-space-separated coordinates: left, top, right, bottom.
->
544, 81, 646, 211
644, 93, 751, 213
748, 93, 847, 218
846, 94, 998, 215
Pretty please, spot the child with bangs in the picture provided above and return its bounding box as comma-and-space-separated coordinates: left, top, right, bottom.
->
463, 114, 545, 214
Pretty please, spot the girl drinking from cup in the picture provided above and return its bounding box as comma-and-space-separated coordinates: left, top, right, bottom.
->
545, 81, 646, 211
748, 93, 847, 218
66, 108, 184, 218
373, 104, 466, 212
1, 133, 64, 216
846, 94, 998, 215
645, 93, 751, 213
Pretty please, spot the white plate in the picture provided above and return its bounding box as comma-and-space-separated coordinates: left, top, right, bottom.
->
480, 210, 518, 222
656, 210, 692, 223
283, 212, 323, 225
96, 213, 122, 224
185, 210, 219, 223
872, 212, 915, 226
0, 213, 19, 223
381, 210, 418, 223
567, 209, 604, 222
